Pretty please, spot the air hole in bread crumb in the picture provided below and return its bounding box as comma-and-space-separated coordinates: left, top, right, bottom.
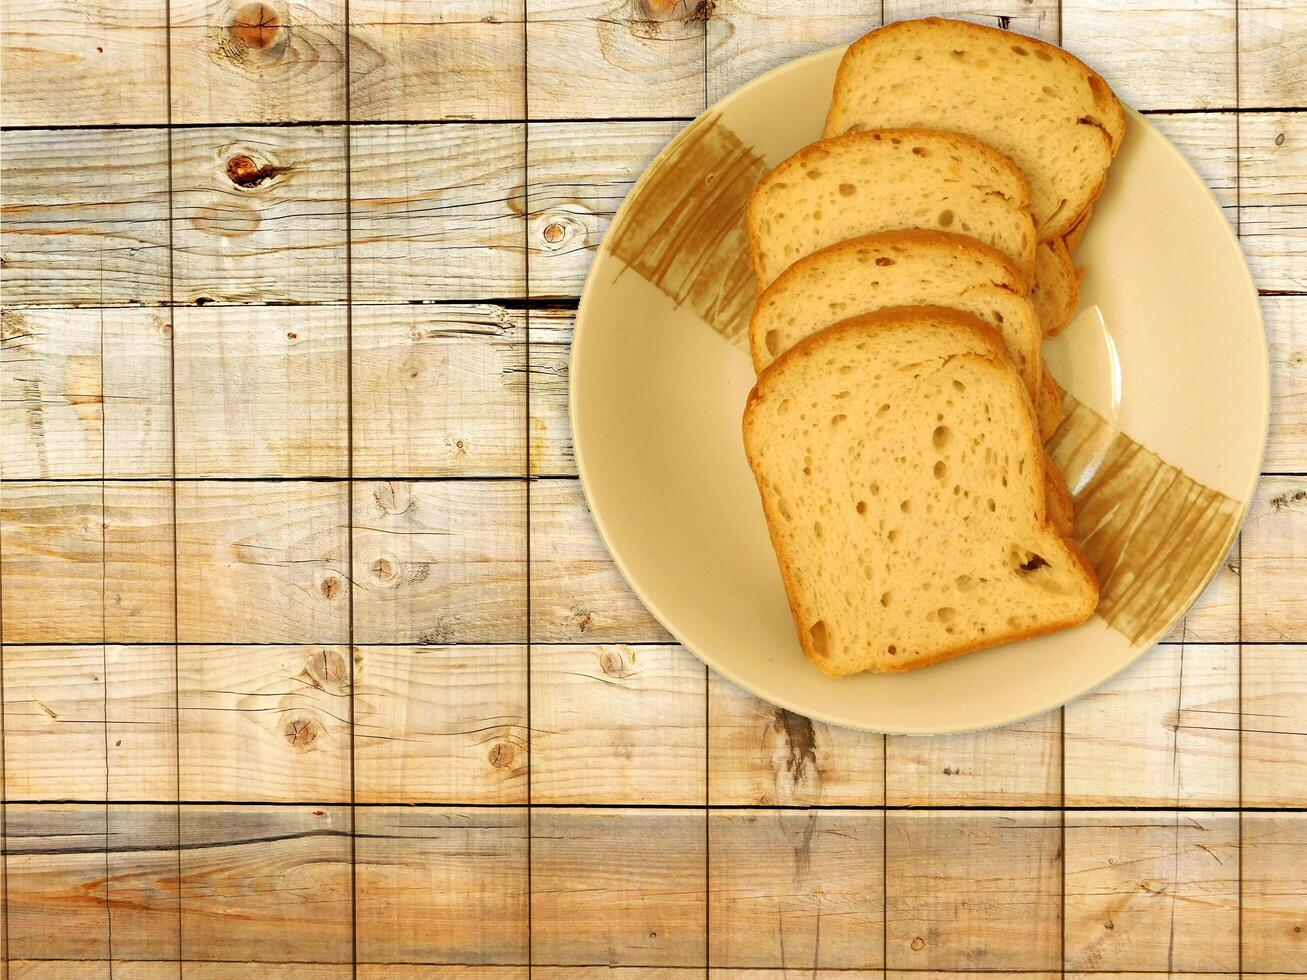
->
912, 145, 928, 157
1011, 44, 1029, 55
1008, 615, 1023, 629
1001, 476, 1008, 487
877, 403, 891, 415
887, 644, 898, 655
838, 182, 857, 197
937, 606, 957, 623
900, 500, 911, 513
988, 498, 997, 512
777, 398, 790, 415
961, 221, 972, 232
953, 380, 966, 392
805, 168, 820, 179
803, 466, 811, 476
869, 482, 880, 496
933, 461, 947, 480
890, 137, 902, 145
809, 620, 828, 656
956, 575, 974, 591
1042, 85, 1056, 97
778, 498, 791, 519
765, 330, 780, 355
813, 521, 823, 538
875, 256, 895, 266
992, 310, 1004, 323
887, 529, 899, 542
951, 49, 965, 58
880, 591, 891, 607
1018, 458, 1025, 474
938, 209, 955, 228
830, 414, 847, 427
855, 500, 867, 515
932, 425, 951, 449
1035, 49, 1052, 61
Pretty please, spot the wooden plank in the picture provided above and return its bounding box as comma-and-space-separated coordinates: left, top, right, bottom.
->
0, 129, 170, 307
353, 644, 528, 804
531, 808, 706, 967
177, 644, 351, 803
106, 805, 182, 963
349, 124, 525, 302
1063, 811, 1240, 972
0, 481, 174, 644
1062, 0, 1237, 110
885, 710, 1061, 806
540, 972, 698, 980
360, 970, 527, 980
884, 810, 1061, 971
1265, 295, 1307, 473
352, 480, 527, 644
352, 305, 526, 478
1242, 644, 1307, 808
0, 0, 168, 126
1241, 477, 1307, 642
530, 644, 705, 805
1240, 112, 1307, 291
0, 307, 173, 480
355, 807, 529, 964
5, 804, 109, 959
528, 308, 575, 477
708, 808, 883, 969
525, 0, 707, 119
530, 478, 670, 643
1146, 112, 1239, 217
348, 1, 525, 121
175, 305, 348, 477
1238, 0, 1307, 108
170, 126, 348, 305
706, 1, 874, 104
1066, 643, 1239, 807
3, 645, 176, 801
882, 0, 1059, 43
179, 805, 353, 962
169, 0, 347, 124
175, 480, 349, 644
1161, 548, 1240, 643
526, 120, 684, 299
1242, 812, 1307, 973
707, 670, 883, 806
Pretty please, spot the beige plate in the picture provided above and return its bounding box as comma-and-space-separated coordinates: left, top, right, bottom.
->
571, 45, 1268, 734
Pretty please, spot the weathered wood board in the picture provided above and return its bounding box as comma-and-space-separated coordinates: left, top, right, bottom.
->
1, 0, 1305, 973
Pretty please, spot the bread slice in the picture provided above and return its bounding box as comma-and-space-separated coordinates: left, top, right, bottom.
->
1063, 204, 1094, 252
1030, 237, 1082, 336
824, 17, 1125, 241
747, 129, 1036, 291
750, 230, 1056, 438
743, 307, 1098, 676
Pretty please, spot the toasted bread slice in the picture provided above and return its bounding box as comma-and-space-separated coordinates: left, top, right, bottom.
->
824, 17, 1125, 241
1031, 237, 1082, 336
747, 129, 1036, 290
743, 307, 1098, 676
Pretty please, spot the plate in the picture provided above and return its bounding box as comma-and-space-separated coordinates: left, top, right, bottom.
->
570, 45, 1268, 734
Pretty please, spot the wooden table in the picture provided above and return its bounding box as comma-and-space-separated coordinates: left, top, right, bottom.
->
0, 0, 1304, 975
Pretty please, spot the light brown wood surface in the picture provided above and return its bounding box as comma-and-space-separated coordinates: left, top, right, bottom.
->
1, 0, 1305, 974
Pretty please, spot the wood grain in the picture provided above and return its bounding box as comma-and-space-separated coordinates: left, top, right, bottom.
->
4, 645, 177, 801
0, 0, 168, 126
178, 644, 352, 802
175, 305, 348, 477
348, 0, 525, 121
352, 480, 527, 644
171, 126, 348, 304
885, 710, 1061, 806
527, 307, 575, 476
525, 0, 707, 119
531, 808, 706, 967
1265, 296, 1307, 473
175, 480, 349, 643
707, 672, 884, 806
1063, 0, 1237, 110
531, 644, 706, 804
0, 481, 175, 644
1065, 643, 1240, 807
1242, 813, 1307, 972
1242, 644, 1307, 808
1241, 477, 1307, 642
708, 808, 884, 969
882, 0, 1059, 42
352, 305, 526, 477
0, 308, 174, 481
527, 120, 684, 299
350, 124, 525, 301
884, 811, 1062, 971
1238, 0, 1307, 108
1239, 112, 1307, 291
530, 478, 670, 643
353, 644, 528, 804
178, 805, 353, 962
0, 129, 171, 307
1063, 811, 1239, 972
355, 807, 528, 964
169, 0, 347, 124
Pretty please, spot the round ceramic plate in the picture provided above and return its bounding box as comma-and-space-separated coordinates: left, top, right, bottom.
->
571, 45, 1268, 734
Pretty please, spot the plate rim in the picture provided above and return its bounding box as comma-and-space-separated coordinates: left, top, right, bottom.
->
569, 43, 1270, 734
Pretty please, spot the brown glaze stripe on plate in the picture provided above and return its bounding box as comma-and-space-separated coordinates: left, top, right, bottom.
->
1048, 394, 1244, 646
605, 113, 767, 347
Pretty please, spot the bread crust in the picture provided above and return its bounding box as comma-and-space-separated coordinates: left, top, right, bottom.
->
743, 308, 1098, 676
1033, 237, 1081, 337
746, 128, 1037, 289
824, 17, 1126, 243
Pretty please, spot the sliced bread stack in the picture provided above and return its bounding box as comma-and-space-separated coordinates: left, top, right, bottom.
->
741, 17, 1121, 675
